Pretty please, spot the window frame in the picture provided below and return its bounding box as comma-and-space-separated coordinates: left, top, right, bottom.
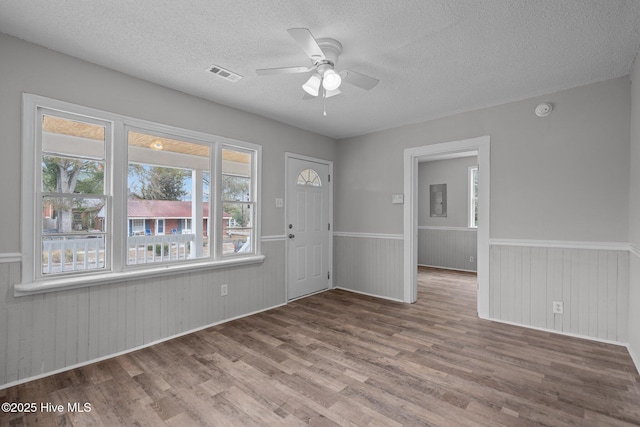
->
468, 165, 479, 229
17, 94, 263, 296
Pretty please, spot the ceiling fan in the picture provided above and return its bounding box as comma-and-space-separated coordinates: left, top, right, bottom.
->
256, 28, 380, 101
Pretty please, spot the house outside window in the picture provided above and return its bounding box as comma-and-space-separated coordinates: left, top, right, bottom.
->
19, 94, 262, 294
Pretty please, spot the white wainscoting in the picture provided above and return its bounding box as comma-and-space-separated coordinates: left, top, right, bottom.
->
418, 226, 477, 272
334, 232, 404, 301
0, 239, 285, 389
489, 241, 629, 344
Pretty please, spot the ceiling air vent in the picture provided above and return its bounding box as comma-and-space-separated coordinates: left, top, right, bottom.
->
208, 65, 243, 83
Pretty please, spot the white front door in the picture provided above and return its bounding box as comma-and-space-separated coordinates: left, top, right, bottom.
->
286, 156, 331, 300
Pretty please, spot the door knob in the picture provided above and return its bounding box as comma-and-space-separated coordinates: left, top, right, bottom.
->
288, 233, 295, 239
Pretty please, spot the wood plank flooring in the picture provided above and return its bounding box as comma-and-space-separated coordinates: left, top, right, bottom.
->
2, 267, 640, 426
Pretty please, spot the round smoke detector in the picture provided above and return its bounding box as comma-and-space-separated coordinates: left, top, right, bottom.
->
535, 103, 553, 117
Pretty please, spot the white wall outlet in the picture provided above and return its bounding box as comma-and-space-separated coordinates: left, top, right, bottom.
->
391, 194, 404, 204
552, 301, 563, 314
221, 284, 228, 296
469, 256, 474, 263
275, 198, 284, 208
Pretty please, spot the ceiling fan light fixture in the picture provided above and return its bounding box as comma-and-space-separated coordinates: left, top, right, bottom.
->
322, 69, 341, 90
302, 74, 321, 96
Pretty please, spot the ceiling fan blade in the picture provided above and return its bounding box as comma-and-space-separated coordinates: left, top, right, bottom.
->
302, 92, 316, 100
287, 28, 325, 61
256, 66, 313, 76
341, 69, 380, 90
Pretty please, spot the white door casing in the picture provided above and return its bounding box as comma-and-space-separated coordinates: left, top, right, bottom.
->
286, 154, 332, 300
403, 136, 490, 317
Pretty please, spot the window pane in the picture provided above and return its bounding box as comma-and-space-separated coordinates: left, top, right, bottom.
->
43, 196, 106, 233
38, 113, 109, 278
469, 167, 479, 228
223, 202, 253, 254
222, 147, 254, 256
42, 156, 105, 194
222, 175, 251, 201
297, 168, 322, 187
127, 131, 210, 265
42, 235, 106, 275
42, 115, 105, 160
222, 148, 251, 177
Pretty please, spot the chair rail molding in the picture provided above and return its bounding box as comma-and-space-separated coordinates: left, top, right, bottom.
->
333, 231, 403, 240
0, 253, 21, 264
490, 238, 631, 251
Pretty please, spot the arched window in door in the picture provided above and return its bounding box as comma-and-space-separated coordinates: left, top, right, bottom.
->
296, 168, 322, 187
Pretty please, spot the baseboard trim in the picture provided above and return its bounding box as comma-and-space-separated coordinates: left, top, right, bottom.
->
627, 344, 640, 376
492, 319, 638, 376
486, 316, 627, 347
0, 301, 287, 391
334, 286, 404, 303
418, 264, 477, 273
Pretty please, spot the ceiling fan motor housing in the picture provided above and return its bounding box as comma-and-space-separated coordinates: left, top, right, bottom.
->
315, 38, 342, 68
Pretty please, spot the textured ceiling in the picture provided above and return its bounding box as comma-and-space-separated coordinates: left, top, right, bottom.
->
1, 0, 640, 139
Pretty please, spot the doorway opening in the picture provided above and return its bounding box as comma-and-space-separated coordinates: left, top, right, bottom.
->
403, 136, 490, 318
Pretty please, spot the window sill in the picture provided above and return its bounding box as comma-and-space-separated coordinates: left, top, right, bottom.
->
14, 255, 266, 297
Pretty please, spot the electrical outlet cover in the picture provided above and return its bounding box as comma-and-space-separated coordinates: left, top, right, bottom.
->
552, 301, 563, 314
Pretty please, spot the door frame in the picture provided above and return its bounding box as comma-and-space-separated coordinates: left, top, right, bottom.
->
284, 152, 334, 301
403, 136, 490, 318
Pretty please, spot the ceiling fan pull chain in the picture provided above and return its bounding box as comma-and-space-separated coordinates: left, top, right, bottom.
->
323, 88, 327, 116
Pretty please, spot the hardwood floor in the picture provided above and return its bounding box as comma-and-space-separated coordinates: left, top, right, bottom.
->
2, 267, 640, 426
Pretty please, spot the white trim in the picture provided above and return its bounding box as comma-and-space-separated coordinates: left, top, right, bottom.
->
261, 235, 286, 242
490, 238, 630, 251
0, 300, 286, 391
488, 317, 627, 347
334, 286, 404, 303
0, 253, 22, 263
418, 226, 477, 232
404, 136, 490, 316
418, 264, 477, 273
14, 255, 265, 296
630, 243, 640, 258
333, 231, 404, 240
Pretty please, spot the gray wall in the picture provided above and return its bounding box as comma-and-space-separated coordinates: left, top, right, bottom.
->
335, 77, 630, 241
0, 34, 337, 387
629, 56, 640, 369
